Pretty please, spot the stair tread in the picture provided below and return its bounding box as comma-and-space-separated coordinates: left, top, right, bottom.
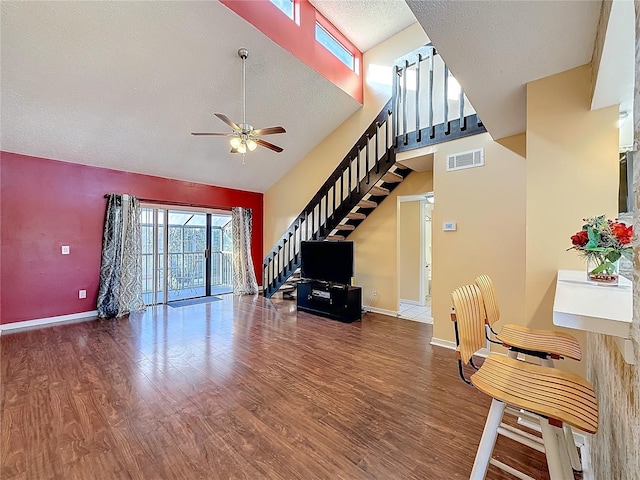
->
381, 172, 403, 183
346, 212, 367, 220
357, 199, 377, 208
370, 186, 390, 196
327, 235, 345, 241
335, 224, 356, 231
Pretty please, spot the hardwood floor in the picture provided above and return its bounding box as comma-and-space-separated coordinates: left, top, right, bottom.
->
2, 295, 563, 479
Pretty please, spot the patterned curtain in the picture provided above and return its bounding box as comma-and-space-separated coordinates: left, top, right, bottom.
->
97, 194, 145, 318
231, 207, 259, 295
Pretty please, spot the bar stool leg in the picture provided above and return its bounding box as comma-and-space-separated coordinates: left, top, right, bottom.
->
562, 423, 582, 471
539, 419, 573, 480
470, 399, 505, 480
540, 358, 583, 472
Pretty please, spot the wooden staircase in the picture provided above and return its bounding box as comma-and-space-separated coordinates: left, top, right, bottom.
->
263, 99, 406, 298
263, 43, 488, 299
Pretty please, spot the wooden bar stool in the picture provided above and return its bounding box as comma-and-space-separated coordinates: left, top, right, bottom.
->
474, 274, 583, 470
451, 284, 597, 480
474, 274, 582, 362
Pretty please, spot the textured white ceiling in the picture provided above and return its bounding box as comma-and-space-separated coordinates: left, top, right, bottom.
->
406, 0, 603, 140
0, 1, 361, 193
310, 0, 417, 52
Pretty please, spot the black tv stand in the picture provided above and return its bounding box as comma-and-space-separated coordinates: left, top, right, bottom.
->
296, 281, 362, 323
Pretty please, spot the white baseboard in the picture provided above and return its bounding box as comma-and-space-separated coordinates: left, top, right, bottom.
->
399, 298, 420, 306
430, 337, 456, 350
430, 337, 490, 357
0, 310, 97, 333
363, 306, 398, 318
400, 316, 433, 325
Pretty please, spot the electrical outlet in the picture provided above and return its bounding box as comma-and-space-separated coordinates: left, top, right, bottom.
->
61, 245, 70, 255
79, 290, 86, 299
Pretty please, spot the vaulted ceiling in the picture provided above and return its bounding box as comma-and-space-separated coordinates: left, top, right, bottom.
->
1, 1, 423, 193
3, 0, 628, 195
0, 1, 364, 193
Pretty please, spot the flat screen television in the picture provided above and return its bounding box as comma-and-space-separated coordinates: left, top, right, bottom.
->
300, 241, 354, 285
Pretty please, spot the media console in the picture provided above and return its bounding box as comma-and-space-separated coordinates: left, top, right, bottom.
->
296, 281, 362, 323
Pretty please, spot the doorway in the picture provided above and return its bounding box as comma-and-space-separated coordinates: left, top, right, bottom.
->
140, 207, 233, 305
397, 193, 433, 323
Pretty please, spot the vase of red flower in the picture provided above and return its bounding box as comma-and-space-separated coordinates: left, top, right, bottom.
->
569, 215, 633, 286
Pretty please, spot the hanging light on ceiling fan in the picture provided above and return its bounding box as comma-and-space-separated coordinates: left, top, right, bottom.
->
191, 48, 286, 159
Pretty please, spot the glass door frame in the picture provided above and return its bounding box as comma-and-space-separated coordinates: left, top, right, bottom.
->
140, 204, 232, 305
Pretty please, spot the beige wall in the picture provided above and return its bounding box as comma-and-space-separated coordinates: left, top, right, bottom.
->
526, 65, 619, 375
430, 133, 527, 343
264, 23, 429, 250
399, 200, 421, 302
350, 171, 433, 312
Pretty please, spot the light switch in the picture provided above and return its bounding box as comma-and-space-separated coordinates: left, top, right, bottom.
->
79, 290, 87, 299
443, 222, 457, 231
61, 245, 70, 255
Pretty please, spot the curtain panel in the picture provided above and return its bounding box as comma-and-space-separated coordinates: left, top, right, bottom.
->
97, 194, 145, 318
231, 207, 259, 295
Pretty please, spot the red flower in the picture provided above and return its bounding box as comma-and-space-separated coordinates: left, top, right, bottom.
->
610, 222, 633, 245
571, 230, 589, 247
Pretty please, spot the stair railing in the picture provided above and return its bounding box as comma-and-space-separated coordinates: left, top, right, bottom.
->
263, 99, 396, 298
393, 44, 485, 152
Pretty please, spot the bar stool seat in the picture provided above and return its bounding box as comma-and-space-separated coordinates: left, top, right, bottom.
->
496, 324, 582, 361
471, 355, 597, 434
475, 275, 582, 361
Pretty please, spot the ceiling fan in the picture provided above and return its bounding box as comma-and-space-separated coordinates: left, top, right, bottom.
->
191, 48, 286, 157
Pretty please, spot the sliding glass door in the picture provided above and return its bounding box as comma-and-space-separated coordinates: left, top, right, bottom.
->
210, 216, 233, 295
140, 207, 232, 305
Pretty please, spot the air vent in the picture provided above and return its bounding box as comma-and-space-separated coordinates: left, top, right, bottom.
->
446, 148, 484, 172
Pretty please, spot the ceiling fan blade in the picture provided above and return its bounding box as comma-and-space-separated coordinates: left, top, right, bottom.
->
256, 138, 284, 153
191, 132, 230, 136
230, 147, 239, 154
253, 126, 286, 136
215, 113, 239, 130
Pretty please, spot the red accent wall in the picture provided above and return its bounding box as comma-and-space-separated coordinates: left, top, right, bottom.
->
220, 0, 363, 104
0, 152, 263, 324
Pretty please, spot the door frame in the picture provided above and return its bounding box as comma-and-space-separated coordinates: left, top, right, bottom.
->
140, 203, 232, 304
396, 192, 433, 311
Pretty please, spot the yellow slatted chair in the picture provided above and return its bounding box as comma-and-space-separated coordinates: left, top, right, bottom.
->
475, 274, 582, 361
451, 284, 597, 480
474, 274, 584, 471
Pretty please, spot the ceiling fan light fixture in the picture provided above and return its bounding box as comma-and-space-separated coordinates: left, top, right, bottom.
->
246, 139, 258, 151
236, 142, 247, 154
229, 136, 242, 149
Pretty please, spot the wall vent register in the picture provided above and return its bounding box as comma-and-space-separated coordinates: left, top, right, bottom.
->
446, 147, 484, 172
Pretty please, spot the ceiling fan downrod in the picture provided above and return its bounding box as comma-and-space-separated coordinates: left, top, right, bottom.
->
239, 48, 248, 129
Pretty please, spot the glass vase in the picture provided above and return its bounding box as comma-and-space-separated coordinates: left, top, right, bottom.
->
586, 256, 619, 286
